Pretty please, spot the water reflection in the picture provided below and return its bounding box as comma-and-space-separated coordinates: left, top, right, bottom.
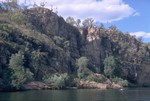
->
0, 88, 150, 101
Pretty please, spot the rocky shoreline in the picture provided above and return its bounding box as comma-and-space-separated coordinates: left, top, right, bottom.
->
21, 80, 123, 91
78, 80, 123, 89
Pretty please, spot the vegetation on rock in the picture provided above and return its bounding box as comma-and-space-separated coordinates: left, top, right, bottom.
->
0, 0, 150, 91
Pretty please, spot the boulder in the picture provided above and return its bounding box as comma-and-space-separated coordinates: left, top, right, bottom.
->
78, 80, 122, 90
22, 81, 51, 90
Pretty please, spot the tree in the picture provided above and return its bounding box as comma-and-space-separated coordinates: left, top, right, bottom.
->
30, 50, 47, 80
82, 18, 94, 27
108, 25, 117, 30
2, 0, 20, 11
137, 36, 143, 42
66, 16, 75, 26
76, 19, 81, 27
103, 56, 117, 78
76, 57, 89, 78
9, 51, 33, 89
40, 2, 46, 8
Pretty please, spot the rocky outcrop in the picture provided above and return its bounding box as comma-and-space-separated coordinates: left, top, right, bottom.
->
22, 81, 50, 90
1, 7, 150, 90
136, 62, 150, 86
79, 26, 150, 86
24, 7, 81, 73
79, 80, 123, 89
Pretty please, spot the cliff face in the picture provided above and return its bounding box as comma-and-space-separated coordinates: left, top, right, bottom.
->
1, 7, 150, 89
79, 26, 150, 86
24, 7, 82, 72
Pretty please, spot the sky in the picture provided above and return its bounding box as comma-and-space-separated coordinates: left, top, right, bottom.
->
1, 0, 150, 42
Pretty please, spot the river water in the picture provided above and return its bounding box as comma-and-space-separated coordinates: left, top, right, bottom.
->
0, 88, 150, 101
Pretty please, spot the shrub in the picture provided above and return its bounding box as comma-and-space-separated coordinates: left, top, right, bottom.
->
30, 50, 47, 80
104, 56, 117, 78
72, 78, 80, 86
43, 73, 69, 89
112, 77, 128, 87
76, 57, 89, 78
9, 51, 33, 89
86, 74, 107, 83
11, 12, 27, 24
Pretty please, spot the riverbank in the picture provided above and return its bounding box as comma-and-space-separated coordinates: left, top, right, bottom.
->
78, 80, 123, 89
20, 80, 123, 91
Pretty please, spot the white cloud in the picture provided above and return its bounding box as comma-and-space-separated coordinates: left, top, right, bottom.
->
130, 31, 150, 38
0, 0, 138, 23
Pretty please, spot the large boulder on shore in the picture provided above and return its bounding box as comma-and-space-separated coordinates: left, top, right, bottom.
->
22, 81, 51, 90
78, 80, 123, 89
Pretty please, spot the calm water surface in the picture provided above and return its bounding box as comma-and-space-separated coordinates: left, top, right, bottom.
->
0, 88, 150, 101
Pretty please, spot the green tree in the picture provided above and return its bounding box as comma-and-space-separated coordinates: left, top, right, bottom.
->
30, 50, 47, 80
104, 56, 117, 78
108, 25, 117, 30
66, 16, 75, 26
2, 0, 20, 11
9, 51, 26, 89
76, 19, 81, 27
9, 51, 33, 89
76, 57, 89, 78
82, 18, 94, 27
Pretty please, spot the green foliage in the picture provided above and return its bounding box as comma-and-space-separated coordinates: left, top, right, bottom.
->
86, 74, 107, 83
76, 19, 81, 27
10, 12, 27, 24
30, 50, 48, 80
9, 51, 25, 88
63, 41, 70, 48
9, 51, 25, 69
76, 57, 89, 69
108, 25, 117, 30
112, 77, 128, 87
54, 36, 64, 45
1, 0, 20, 11
66, 16, 75, 26
104, 56, 117, 78
76, 57, 89, 78
9, 51, 33, 89
1, 2, 150, 90
43, 73, 69, 89
25, 68, 34, 82
82, 18, 94, 27
72, 78, 80, 86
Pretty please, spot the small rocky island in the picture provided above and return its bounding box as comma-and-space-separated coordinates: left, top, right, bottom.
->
1, 1, 150, 91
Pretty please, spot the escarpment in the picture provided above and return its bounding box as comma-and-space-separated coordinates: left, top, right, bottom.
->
1, 7, 150, 91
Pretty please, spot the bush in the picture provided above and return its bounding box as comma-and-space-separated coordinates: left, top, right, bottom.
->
86, 74, 107, 83
104, 56, 117, 78
72, 78, 80, 86
9, 51, 33, 89
112, 77, 128, 87
76, 57, 89, 78
30, 50, 48, 80
11, 12, 27, 24
9, 51, 26, 89
43, 73, 69, 89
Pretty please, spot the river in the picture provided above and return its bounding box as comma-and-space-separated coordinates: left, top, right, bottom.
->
0, 88, 150, 101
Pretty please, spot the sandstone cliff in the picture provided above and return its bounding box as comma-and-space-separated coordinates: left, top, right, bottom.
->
1, 7, 150, 91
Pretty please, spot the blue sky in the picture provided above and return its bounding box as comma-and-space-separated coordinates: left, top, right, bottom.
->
1, 0, 149, 42
107, 0, 150, 42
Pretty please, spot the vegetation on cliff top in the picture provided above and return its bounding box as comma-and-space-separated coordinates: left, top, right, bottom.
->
0, 0, 150, 91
